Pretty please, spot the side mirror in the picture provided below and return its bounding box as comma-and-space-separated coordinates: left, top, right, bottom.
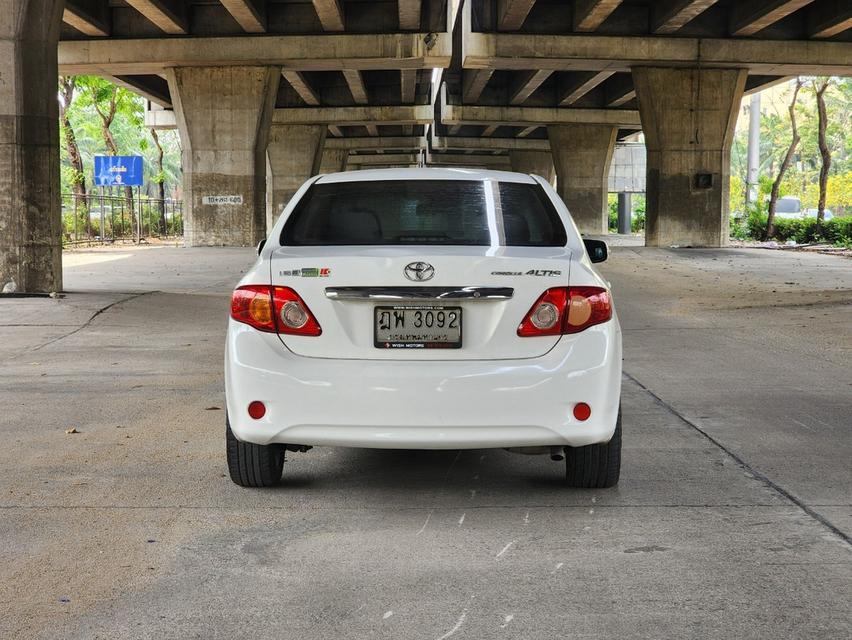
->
256, 238, 266, 255
583, 238, 608, 263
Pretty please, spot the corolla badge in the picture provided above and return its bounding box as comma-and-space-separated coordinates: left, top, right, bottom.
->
404, 261, 435, 282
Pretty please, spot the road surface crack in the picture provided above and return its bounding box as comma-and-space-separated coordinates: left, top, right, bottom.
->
30, 291, 157, 352
624, 370, 852, 548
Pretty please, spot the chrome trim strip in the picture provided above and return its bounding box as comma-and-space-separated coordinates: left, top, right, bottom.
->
324, 286, 514, 301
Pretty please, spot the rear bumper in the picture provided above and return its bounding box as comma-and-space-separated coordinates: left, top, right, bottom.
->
225, 318, 622, 449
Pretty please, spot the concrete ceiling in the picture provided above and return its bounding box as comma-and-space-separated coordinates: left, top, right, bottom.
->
60, 0, 852, 153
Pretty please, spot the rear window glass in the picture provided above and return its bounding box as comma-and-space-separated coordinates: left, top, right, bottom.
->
280, 179, 567, 247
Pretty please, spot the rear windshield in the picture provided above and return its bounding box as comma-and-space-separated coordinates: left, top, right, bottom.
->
280, 179, 567, 247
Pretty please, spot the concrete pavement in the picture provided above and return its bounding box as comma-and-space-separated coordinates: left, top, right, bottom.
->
0, 244, 849, 639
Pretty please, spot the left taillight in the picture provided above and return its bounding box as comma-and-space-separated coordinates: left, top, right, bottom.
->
230, 285, 322, 336
518, 286, 612, 337
271, 286, 322, 336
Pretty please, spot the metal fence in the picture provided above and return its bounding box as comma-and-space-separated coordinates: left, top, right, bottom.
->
61, 192, 184, 244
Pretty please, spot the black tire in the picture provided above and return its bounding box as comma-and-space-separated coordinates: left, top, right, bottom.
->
565, 408, 621, 488
226, 417, 285, 488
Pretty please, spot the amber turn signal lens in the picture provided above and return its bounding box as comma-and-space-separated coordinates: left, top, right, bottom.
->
249, 296, 273, 326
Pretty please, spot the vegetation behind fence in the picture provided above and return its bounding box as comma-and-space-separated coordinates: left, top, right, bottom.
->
62, 193, 183, 245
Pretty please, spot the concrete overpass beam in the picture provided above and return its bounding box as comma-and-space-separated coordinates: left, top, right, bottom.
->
399, 0, 422, 30
220, 0, 266, 33
352, 153, 421, 167
652, 1, 720, 34
311, 0, 345, 31
808, 0, 852, 38
509, 150, 555, 185
320, 149, 349, 174
167, 66, 279, 247
125, 0, 187, 35
498, 0, 536, 31
281, 71, 321, 106
548, 124, 617, 235
63, 0, 110, 37
730, 0, 815, 37
266, 125, 326, 230
574, 0, 624, 31
632, 67, 747, 248
0, 0, 63, 293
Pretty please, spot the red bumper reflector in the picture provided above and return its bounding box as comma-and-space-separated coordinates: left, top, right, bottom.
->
248, 401, 266, 420
573, 402, 591, 421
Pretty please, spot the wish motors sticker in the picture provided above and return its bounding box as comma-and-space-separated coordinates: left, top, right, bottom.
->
279, 267, 331, 277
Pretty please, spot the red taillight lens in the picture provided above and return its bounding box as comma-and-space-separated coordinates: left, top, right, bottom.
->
231, 285, 322, 336
518, 287, 611, 337
517, 288, 568, 337
271, 287, 322, 336
231, 285, 276, 332
563, 287, 612, 334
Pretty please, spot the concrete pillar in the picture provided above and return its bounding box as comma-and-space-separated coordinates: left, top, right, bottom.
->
617, 192, 632, 234
266, 124, 326, 230
548, 125, 617, 235
509, 150, 555, 184
319, 149, 349, 174
0, 0, 64, 293
167, 66, 280, 246
632, 67, 747, 247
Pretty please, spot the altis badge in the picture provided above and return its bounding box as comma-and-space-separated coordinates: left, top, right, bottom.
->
491, 269, 562, 277
279, 267, 331, 277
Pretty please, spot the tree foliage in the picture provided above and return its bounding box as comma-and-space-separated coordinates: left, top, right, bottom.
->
57, 76, 182, 200
730, 76, 851, 246
731, 77, 852, 219
764, 79, 802, 240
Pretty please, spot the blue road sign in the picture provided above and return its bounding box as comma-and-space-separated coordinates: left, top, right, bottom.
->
94, 156, 144, 187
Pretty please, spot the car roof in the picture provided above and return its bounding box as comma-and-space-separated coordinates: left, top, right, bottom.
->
315, 167, 539, 184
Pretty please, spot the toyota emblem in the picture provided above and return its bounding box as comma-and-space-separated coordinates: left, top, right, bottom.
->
404, 261, 435, 282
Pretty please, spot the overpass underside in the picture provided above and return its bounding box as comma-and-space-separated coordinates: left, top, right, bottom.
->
2, 0, 851, 292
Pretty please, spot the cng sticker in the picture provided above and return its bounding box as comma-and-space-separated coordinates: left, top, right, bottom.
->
278, 267, 331, 277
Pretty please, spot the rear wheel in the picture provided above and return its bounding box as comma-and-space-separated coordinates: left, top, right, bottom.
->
564, 408, 621, 488
226, 417, 285, 487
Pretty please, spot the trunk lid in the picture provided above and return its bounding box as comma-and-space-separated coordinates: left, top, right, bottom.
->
269, 246, 572, 360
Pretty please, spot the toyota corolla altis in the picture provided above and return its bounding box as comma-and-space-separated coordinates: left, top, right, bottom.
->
225, 168, 622, 488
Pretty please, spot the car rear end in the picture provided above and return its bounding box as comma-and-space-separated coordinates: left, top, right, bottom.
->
224, 168, 622, 486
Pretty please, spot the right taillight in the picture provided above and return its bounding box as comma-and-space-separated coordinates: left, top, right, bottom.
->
231, 285, 322, 336
563, 286, 612, 334
518, 286, 611, 337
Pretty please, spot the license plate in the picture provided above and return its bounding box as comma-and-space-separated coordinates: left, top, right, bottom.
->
374, 306, 462, 349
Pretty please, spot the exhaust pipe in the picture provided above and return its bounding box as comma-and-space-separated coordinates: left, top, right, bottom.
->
504, 446, 566, 461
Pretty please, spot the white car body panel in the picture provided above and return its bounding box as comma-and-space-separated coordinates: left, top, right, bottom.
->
269, 245, 573, 360
226, 168, 622, 450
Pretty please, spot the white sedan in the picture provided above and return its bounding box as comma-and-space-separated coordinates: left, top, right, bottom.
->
225, 168, 622, 488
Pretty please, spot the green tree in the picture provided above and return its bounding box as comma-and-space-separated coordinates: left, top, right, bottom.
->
765, 79, 803, 240
729, 76, 852, 245
150, 128, 167, 233
58, 76, 184, 238
58, 76, 91, 238
812, 78, 832, 228
75, 76, 139, 228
